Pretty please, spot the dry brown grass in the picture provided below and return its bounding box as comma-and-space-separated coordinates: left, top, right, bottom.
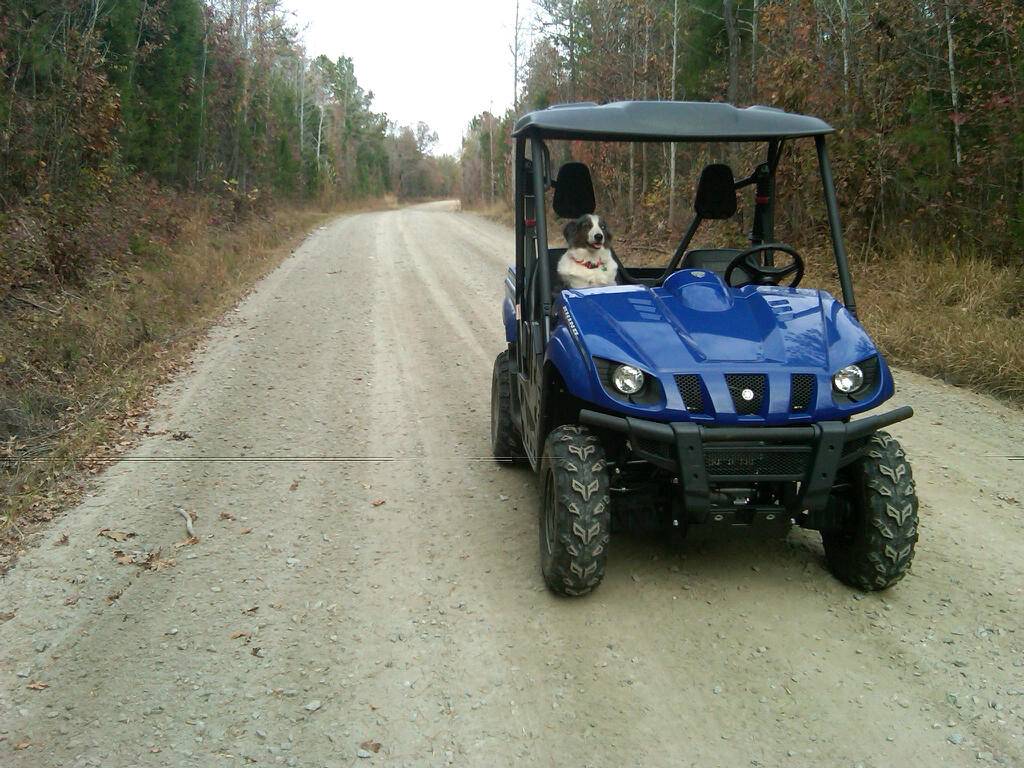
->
469, 200, 512, 226
1, 197, 393, 549
843, 244, 1024, 401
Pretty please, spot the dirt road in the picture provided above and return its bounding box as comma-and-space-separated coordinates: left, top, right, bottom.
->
1, 202, 1022, 767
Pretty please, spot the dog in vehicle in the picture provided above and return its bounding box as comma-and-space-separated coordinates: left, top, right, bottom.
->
557, 214, 618, 289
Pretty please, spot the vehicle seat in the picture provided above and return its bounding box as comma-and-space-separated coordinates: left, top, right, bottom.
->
681, 248, 753, 287
553, 162, 596, 219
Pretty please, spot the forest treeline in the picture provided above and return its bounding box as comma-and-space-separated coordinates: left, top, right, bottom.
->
461, 0, 1024, 259
0, 0, 456, 288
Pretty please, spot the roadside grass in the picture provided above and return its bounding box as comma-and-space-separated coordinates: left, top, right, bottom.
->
0, 197, 392, 556
469, 200, 510, 225
464, 200, 1024, 405
843, 243, 1024, 402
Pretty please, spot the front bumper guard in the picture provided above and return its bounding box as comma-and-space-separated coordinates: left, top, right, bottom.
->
579, 406, 913, 520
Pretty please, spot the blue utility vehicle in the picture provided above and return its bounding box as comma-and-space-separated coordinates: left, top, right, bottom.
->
491, 102, 918, 596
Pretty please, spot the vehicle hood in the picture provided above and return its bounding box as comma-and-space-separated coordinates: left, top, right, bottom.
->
560, 269, 877, 374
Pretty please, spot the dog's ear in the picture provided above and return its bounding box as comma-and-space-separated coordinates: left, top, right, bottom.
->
599, 218, 612, 243
563, 219, 578, 245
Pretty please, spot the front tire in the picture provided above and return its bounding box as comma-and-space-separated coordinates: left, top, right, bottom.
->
539, 425, 611, 596
822, 431, 919, 591
491, 350, 522, 460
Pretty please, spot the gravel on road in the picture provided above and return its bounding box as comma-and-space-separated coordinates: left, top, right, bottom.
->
1, 201, 1021, 767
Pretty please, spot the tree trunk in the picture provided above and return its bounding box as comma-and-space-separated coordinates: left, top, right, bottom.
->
640, 13, 650, 199
567, 0, 576, 102
298, 57, 305, 157
128, 0, 149, 89
196, 15, 208, 186
668, 0, 679, 227
512, 0, 521, 109
488, 112, 495, 205
316, 109, 324, 167
750, 0, 758, 101
723, 0, 739, 105
627, 10, 637, 218
840, 0, 851, 117
944, 0, 962, 167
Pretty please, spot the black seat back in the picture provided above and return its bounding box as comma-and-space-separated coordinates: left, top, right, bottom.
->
553, 162, 596, 219
682, 248, 753, 286
694, 164, 737, 220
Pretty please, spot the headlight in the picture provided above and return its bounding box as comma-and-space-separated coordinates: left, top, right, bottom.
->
612, 365, 645, 395
832, 364, 864, 394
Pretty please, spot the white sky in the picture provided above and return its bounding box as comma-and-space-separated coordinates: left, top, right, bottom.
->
282, 0, 521, 156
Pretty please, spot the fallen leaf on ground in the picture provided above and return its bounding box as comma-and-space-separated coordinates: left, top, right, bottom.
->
26, 681, 48, 690
98, 529, 135, 542
142, 551, 175, 571
289, 480, 300, 491
64, 595, 79, 606
14, 740, 31, 750
174, 536, 199, 549
113, 549, 175, 570
240, 527, 253, 535
0, 611, 14, 623
359, 740, 382, 754
113, 550, 135, 565
55, 533, 69, 546
105, 589, 123, 605
219, 511, 235, 521
230, 631, 251, 640
371, 499, 386, 507
242, 606, 259, 615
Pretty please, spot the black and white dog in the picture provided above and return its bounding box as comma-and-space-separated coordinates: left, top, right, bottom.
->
557, 214, 618, 289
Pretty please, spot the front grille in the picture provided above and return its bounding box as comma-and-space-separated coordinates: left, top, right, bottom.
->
675, 374, 705, 413
704, 446, 811, 479
725, 373, 766, 415
790, 374, 815, 411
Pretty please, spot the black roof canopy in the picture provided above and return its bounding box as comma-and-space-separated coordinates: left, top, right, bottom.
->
512, 101, 834, 142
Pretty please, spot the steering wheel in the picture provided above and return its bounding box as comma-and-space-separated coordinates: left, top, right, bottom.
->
723, 243, 804, 288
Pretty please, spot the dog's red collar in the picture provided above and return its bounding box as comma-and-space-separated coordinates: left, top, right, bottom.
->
571, 255, 604, 270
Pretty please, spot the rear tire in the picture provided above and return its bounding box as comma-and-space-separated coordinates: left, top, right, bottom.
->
491, 350, 522, 460
539, 425, 611, 596
822, 431, 919, 591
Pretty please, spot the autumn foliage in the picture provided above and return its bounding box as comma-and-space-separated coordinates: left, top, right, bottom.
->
463, 0, 1024, 259
0, 0, 459, 294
